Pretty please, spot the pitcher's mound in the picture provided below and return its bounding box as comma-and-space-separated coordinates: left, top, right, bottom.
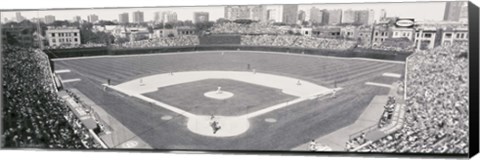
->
204, 91, 234, 100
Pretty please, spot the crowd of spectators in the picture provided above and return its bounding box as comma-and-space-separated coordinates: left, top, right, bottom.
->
210, 22, 288, 35
357, 44, 415, 53
372, 45, 415, 52
356, 44, 469, 154
112, 36, 199, 49
46, 43, 107, 49
241, 35, 357, 50
1, 45, 98, 149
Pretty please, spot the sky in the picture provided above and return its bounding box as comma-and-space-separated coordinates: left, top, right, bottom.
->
0, 1, 448, 23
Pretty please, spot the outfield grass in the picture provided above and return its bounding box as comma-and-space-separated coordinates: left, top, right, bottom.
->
54, 51, 403, 87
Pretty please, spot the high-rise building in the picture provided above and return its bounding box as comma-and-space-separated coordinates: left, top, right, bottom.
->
15, 12, 25, 22
459, 2, 468, 23
224, 6, 251, 20
194, 12, 210, 24
224, 5, 266, 21
342, 9, 356, 24
153, 12, 162, 24
309, 7, 324, 24
87, 14, 99, 23
132, 11, 144, 24
282, 4, 298, 24
166, 12, 177, 23
31, 18, 45, 23
379, 9, 387, 20
327, 9, 342, 25
119, 13, 129, 24
298, 10, 306, 23
251, 5, 266, 22
367, 9, 375, 25
153, 11, 178, 24
45, 15, 56, 24
73, 16, 81, 23
266, 9, 277, 22
264, 5, 283, 22
355, 10, 370, 25
444, 1, 466, 21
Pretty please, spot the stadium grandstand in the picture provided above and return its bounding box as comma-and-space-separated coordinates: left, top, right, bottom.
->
1, 45, 101, 148
346, 44, 469, 154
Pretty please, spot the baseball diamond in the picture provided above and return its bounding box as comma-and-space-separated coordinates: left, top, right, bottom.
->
52, 50, 404, 150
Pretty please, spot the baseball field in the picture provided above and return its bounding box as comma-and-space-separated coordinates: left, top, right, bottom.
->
52, 50, 405, 151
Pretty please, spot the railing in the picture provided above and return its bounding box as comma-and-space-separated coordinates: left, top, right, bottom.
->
45, 52, 58, 93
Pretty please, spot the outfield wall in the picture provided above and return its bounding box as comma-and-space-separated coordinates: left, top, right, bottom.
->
44, 45, 412, 61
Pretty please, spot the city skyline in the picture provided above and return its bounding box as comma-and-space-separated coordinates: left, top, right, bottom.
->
1, 2, 450, 23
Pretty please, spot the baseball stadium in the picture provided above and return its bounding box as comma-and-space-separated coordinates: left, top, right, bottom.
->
1, 17, 470, 155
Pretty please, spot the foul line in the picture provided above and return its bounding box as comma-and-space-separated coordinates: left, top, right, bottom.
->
242, 97, 307, 118
382, 72, 402, 78
62, 78, 81, 83
105, 84, 195, 118
55, 69, 71, 74
365, 82, 392, 88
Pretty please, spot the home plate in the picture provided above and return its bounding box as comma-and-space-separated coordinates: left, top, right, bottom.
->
121, 140, 138, 148
186, 115, 249, 137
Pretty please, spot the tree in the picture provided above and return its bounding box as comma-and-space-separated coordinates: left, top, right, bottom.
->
147, 26, 154, 33
164, 23, 174, 29
3, 31, 19, 45
51, 20, 71, 27
175, 20, 185, 27
195, 21, 214, 31
97, 20, 117, 26
114, 36, 130, 44
233, 19, 253, 24
216, 18, 230, 24
183, 20, 194, 26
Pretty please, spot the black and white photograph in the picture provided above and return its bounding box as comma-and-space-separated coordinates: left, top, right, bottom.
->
0, 0, 477, 158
